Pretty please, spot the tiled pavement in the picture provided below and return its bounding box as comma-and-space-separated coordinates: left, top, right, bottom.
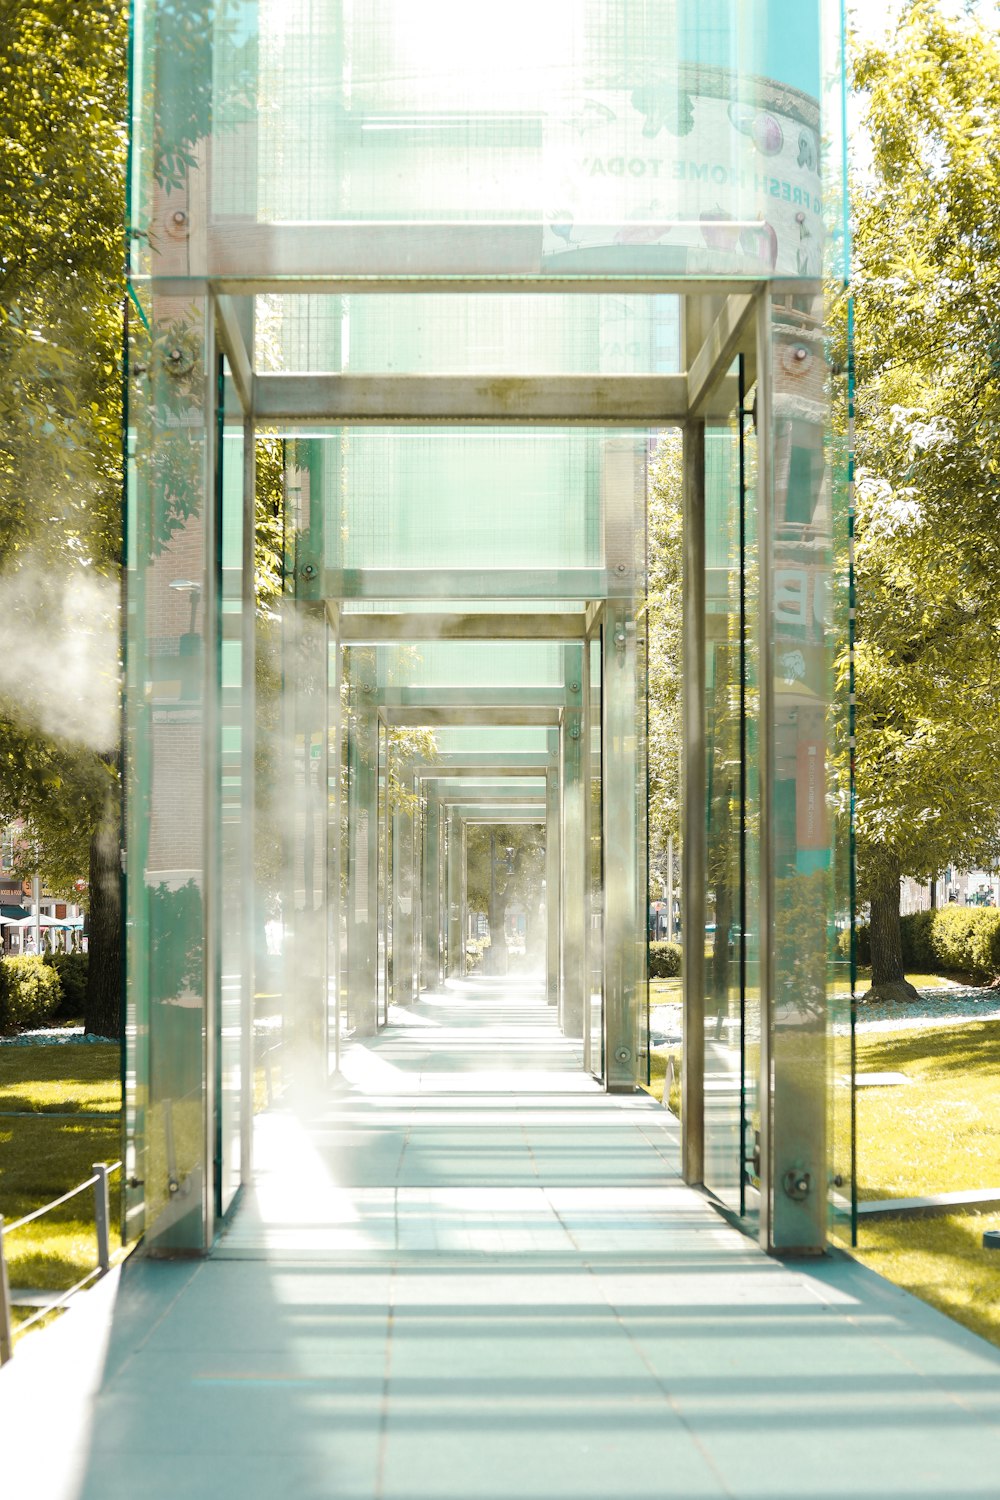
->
3, 978, 1000, 1498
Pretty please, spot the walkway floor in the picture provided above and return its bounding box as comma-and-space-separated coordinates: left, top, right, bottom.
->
4, 978, 1000, 1499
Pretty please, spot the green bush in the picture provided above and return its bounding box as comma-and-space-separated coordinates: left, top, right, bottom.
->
901, 910, 936, 969
927, 906, 1000, 981
854, 906, 1000, 982
648, 940, 682, 978
44, 951, 89, 1018
0, 956, 63, 1033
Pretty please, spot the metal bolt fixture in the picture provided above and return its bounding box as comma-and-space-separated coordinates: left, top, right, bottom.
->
300, 563, 317, 579
570, 681, 580, 693
793, 345, 808, 363
782, 1168, 811, 1202
171, 209, 188, 227
569, 724, 581, 739
615, 562, 628, 574
615, 1046, 631, 1064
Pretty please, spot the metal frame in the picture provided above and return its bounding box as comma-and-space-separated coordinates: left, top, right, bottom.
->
130, 136, 840, 1257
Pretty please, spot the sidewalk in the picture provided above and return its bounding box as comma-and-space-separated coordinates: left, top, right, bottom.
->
3, 980, 1000, 1498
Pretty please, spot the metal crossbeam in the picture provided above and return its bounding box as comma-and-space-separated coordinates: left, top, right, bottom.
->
686, 291, 759, 417
202, 222, 814, 298
339, 612, 587, 643
214, 295, 255, 414
414, 764, 548, 779
255, 372, 696, 425
378, 688, 567, 709
382, 707, 560, 727
327, 568, 607, 602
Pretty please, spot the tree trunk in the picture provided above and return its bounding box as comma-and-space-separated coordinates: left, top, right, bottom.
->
85, 797, 121, 1038
864, 856, 918, 1004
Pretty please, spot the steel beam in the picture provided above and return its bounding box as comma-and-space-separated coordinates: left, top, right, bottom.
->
325, 567, 607, 602
446, 810, 463, 979
339, 612, 587, 643
382, 707, 561, 728
215, 294, 255, 414
681, 420, 707, 1184
603, 600, 641, 1092
378, 687, 569, 709
461, 813, 544, 826
420, 797, 443, 991
414, 763, 547, 779
202, 221, 817, 297
560, 647, 587, 1042
255, 372, 696, 425
687, 291, 759, 418
545, 744, 561, 1010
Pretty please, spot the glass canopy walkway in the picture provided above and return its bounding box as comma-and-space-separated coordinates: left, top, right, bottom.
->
122, 0, 853, 1263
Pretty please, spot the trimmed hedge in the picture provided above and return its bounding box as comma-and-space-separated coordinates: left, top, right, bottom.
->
853, 906, 1000, 983
0, 956, 63, 1033
45, 951, 89, 1018
648, 940, 682, 978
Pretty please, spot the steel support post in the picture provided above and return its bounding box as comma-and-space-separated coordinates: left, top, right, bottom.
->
421, 797, 442, 991
603, 599, 640, 1091
757, 293, 827, 1257
391, 772, 416, 1005
447, 810, 463, 978
460, 819, 468, 976
682, 419, 707, 1185
239, 412, 256, 1183
560, 646, 586, 1040
328, 616, 344, 1067
93, 1163, 111, 1274
284, 604, 330, 1085
545, 736, 561, 1008
412, 794, 424, 997
0, 1220, 11, 1365
346, 647, 378, 1035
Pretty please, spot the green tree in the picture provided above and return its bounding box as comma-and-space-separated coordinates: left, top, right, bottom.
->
850, 1, 1000, 999
0, 2, 128, 1034
466, 825, 546, 975
645, 432, 683, 894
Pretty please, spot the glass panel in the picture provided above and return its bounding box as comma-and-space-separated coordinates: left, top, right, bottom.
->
587, 635, 605, 1078
345, 645, 378, 1033
125, 290, 212, 1252
702, 416, 744, 1211
377, 724, 389, 1028
216, 358, 247, 1216
132, 0, 828, 283
765, 289, 837, 1252
262, 294, 681, 376
741, 370, 763, 1232
827, 299, 856, 1241
124, 0, 845, 1240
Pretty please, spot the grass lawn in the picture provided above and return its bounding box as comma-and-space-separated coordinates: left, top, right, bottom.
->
840, 1018, 1000, 1348
0, 1043, 123, 1342
646, 1016, 1000, 1348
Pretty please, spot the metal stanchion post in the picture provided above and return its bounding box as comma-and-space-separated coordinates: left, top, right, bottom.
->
93, 1165, 111, 1275
0, 1219, 13, 1364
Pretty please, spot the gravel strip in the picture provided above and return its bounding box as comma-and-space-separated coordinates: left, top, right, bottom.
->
650, 986, 1000, 1044
0, 1027, 115, 1047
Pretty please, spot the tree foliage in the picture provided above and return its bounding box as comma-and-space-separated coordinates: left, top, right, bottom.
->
466, 825, 546, 973
0, 3, 128, 1031
645, 431, 683, 887
849, 1, 1000, 996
